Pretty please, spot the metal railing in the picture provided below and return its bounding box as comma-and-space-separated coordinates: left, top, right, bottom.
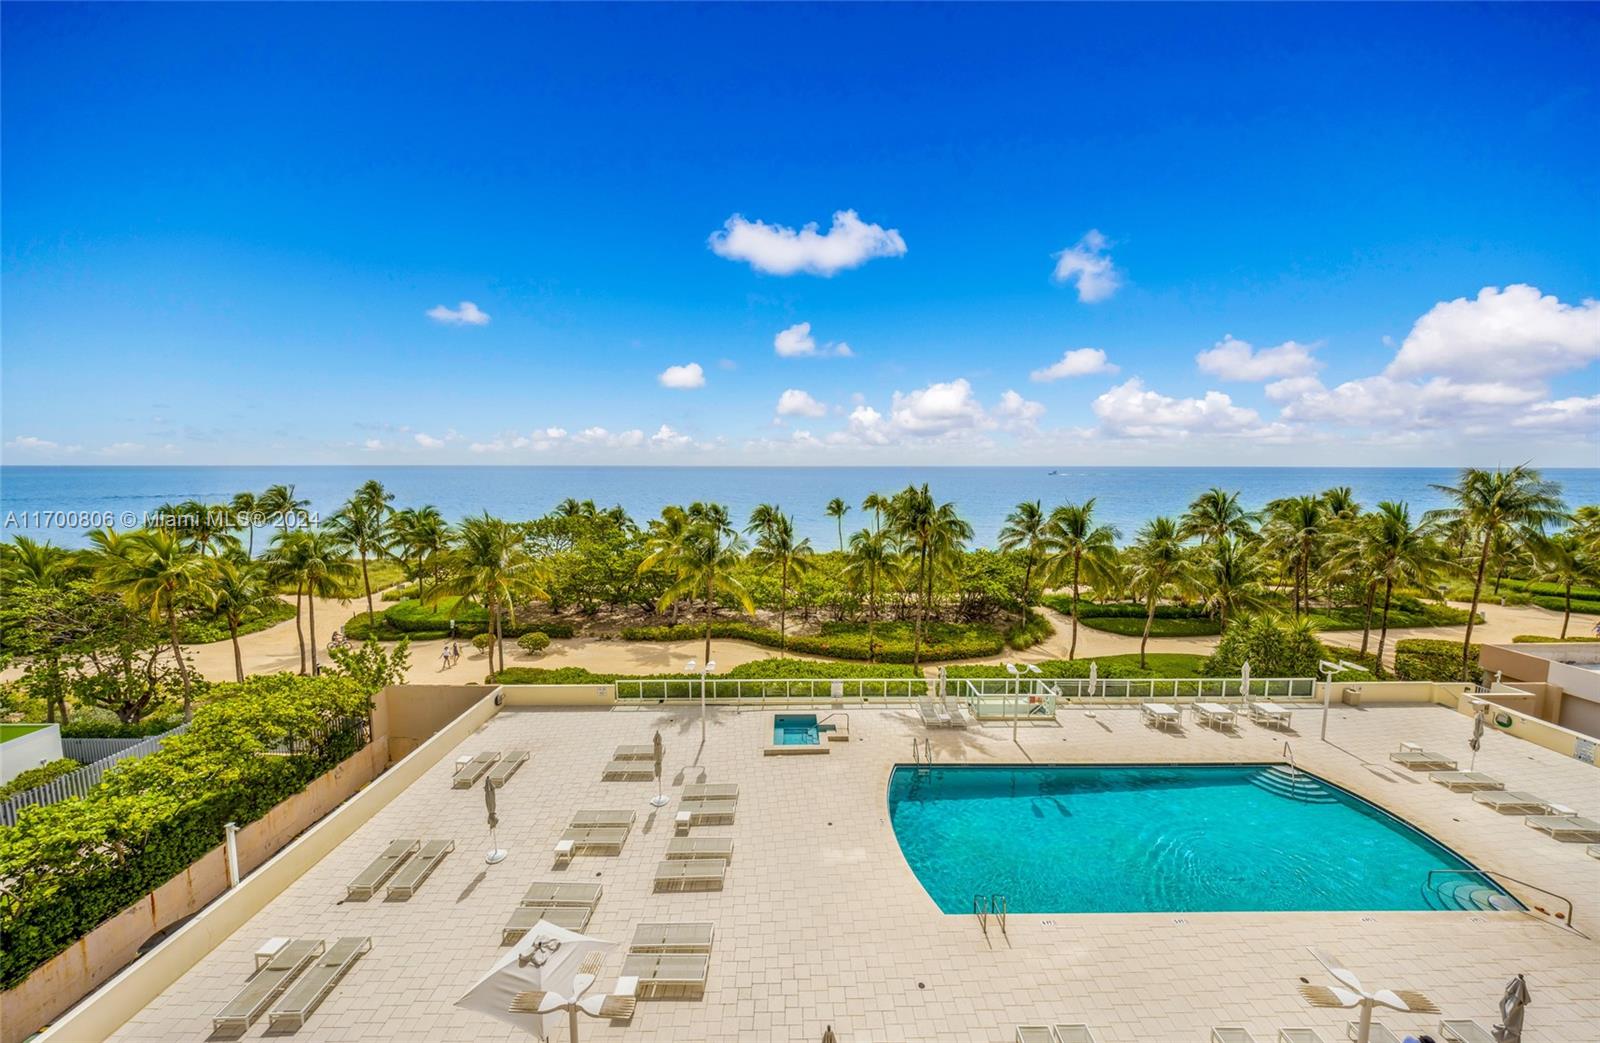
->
911, 737, 933, 768
615, 676, 931, 706
1425, 867, 1577, 932
974, 893, 1008, 939
61, 735, 156, 762
1, 721, 191, 826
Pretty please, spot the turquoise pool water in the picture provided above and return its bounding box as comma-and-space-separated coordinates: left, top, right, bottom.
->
774, 714, 820, 745
888, 764, 1511, 914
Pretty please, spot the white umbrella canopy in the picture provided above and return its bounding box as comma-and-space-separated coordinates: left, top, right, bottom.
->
1241, 661, 1251, 701
455, 921, 615, 1038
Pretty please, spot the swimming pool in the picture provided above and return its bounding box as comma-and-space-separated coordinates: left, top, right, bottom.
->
888, 764, 1512, 914
774, 714, 821, 745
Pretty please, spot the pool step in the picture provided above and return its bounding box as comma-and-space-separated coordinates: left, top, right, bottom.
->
1247, 766, 1338, 804
1428, 877, 1518, 913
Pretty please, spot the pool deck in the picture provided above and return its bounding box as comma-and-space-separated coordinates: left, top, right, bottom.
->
107, 701, 1600, 1042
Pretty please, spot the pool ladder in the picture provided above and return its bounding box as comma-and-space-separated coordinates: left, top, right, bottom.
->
974, 893, 1007, 939
911, 737, 934, 770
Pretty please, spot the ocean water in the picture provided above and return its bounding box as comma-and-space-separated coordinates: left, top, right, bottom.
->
887, 763, 1506, 913
1, 465, 1596, 550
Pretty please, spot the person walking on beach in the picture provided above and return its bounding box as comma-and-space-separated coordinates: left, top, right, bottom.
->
439, 645, 451, 671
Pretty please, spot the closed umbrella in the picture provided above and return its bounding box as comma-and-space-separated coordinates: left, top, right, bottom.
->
1469, 705, 1486, 771
485, 775, 507, 864
650, 729, 668, 807
822, 1027, 837, 1043
1493, 972, 1529, 1042
1241, 661, 1251, 705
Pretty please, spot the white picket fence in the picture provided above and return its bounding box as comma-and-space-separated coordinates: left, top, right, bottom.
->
0, 722, 190, 827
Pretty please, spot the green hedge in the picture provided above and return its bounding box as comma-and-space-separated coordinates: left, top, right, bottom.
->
0, 673, 372, 989
0, 759, 81, 802
1079, 616, 1223, 637
491, 658, 925, 696
344, 598, 575, 642
178, 598, 296, 645
1512, 634, 1600, 643
617, 619, 1007, 662
1004, 610, 1055, 650
58, 717, 184, 739
945, 653, 1211, 680
1500, 578, 1600, 604
1392, 638, 1481, 684
1043, 597, 1209, 620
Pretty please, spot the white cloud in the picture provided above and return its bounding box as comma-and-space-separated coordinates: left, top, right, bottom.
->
1091, 378, 1264, 438
1030, 347, 1118, 382
776, 389, 828, 418
542, 426, 567, 440
890, 378, 991, 435
708, 209, 907, 276
362, 438, 385, 451
574, 426, 646, 449
5, 435, 59, 450
1281, 375, 1546, 429
1196, 335, 1321, 381
658, 362, 706, 389
841, 405, 892, 445
773, 322, 852, 358
425, 300, 491, 326
650, 424, 692, 448
1050, 229, 1121, 302
1389, 284, 1600, 381
414, 432, 446, 449
995, 389, 1046, 429
1265, 375, 1324, 402
99, 442, 146, 456
1511, 395, 1600, 432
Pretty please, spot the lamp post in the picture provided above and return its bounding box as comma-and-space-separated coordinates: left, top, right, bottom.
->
1318, 658, 1364, 742
1007, 662, 1042, 742
686, 657, 716, 743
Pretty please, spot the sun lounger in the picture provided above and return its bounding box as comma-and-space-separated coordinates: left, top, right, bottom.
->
1194, 702, 1238, 731
617, 952, 710, 997
266, 936, 370, 1030
1276, 1032, 1326, 1043
502, 903, 593, 943
1345, 1023, 1400, 1043
486, 749, 529, 787
385, 839, 453, 899
1211, 1029, 1258, 1043
570, 809, 636, 829
917, 697, 951, 727
521, 880, 603, 907
1472, 790, 1550, 814
1388, 749, 1457, 771
555, 826, 629, 863
1141, 702, 1181, 730
683, 782, 739, 801
453, 751, 501, 788
602, 759, 655, 781
1438, 1020, 1497, 1043
1016, 1030, 1056, 1043
211, 938, 323, 1033
1054, 1027, 1102, 1043
1525, 814, 1600, 842
654, 857, 726, 891
1428, 771, 1504, 792
629, 921, 716, 954
679, 797, 736, 825
1247, 701, 1293, 729
1589, 844, 1600, 859
599, 974, 638, 1020
346, 839, 418, 900
613, 744, 656, 760
941, 696, 971, 728
666, 836, 734, 862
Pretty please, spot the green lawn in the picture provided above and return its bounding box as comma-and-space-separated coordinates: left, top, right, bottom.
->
1078, 616, 1222, 638
0, 724, 49, 742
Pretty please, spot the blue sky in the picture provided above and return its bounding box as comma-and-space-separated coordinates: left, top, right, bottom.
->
3, 3, 1597, 467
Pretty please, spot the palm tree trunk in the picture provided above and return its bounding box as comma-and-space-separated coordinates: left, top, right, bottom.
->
247, 526, 254, 560
229, 618, 245, 682
1561, 583, 1572, 639
867, 574, 878, 663
1139, 592, 1156, 669
778, 560, 788, 658
1359, 581, 1376, 655
493, 606, 504, 673
1020, 556, 1033, 609
294, 581, 307, 675
361, 550, 374, 621
308, 594, 319, 674
1069, 553, 1081, 661
1462, 530, 1492, 676
912, 547, 928, 667
168, 605, 194, 720
1376, 577, 1395, 678
837, 517, 844, 554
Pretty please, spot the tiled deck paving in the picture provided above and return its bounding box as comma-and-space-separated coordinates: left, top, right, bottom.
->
109, 700, 1599, 1042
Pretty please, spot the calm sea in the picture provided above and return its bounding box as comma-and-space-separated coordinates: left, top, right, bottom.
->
2, 466, 1596, 550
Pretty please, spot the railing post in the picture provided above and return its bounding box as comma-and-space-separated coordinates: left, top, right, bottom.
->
224, 821, 241, 888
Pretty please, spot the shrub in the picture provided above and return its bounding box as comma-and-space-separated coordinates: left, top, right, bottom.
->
1392, 638, 1481, 684
517, 632, 551, 655
1512, 634, 1600, 643
1043, 597, 1209, 620
0, 758, 81, 802
177, 598, 296, 645
945, 653, 1211, 680
618, 619, 1007, 662
1203, 615, 1324, 679
0, 673, 373, 989
1004, 610, 1054, 651
471, 633, 495, 651
58, 717, 183, 739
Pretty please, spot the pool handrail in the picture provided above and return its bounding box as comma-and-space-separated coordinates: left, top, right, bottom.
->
1423, 867, 1577, 932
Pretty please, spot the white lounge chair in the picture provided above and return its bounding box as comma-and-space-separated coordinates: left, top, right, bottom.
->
385, 839, 453, 899
1388, 749, 1457, 771
1276, 1031, 1327, 1043
267, 936, 370, 1030
679, 797, 736, 825
211, 939, 322, 1033
1193, 702, 1238, 731
1141, 702, 1181, 730
613, 744, 656, 760
520, 880, 603, 907
1054, 1027, 1102, 1043
503, 904, 592, 943
570, 809, 636, 829
1211, 1029, 1259, 1043
1247, 701, 1293, 729
941, 695, 971, 728
683, 782, 739, 801
666, 836, 734, 862
1525, 814, 1600, 842
1439, 1020, 1498, 1043
1346, 1023, 1401, 1043
917, 697, 951, 727
617, 952, 710, 997
601, 759, 654, 781
555, 826, 629, 862
346, 839, 418, 900
1016, 1030, 1056, 1043
452, 751, 501, 788
630, 921, 716, 953
654, 857, 727, 891
486, 749, 529, 787
1428, 771, 1503, 792
1472, 790, 1549, 814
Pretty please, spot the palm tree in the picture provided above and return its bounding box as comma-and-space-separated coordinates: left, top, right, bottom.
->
1198, 535, 1270, 630
862, 492, 892, 535
997, 500, 1047, 606
100, 529, 211, 719
390, 505, 448, 600
331, 496, 390, 622
258, 483, 310, 536
1321, 486, 1361, 521
1180, 487, 1253, 544
353, 479, 395, 518
1041, 499, 1119, 659
842, 527, 901, 663
0, 536, 79, 588
440, 514, 544, 674
174, 499, 237, 557
1265, 495, 1326, 615
269, 528, 356, 675
1534, 532, 1598, 640
825, 498, 850, 552
231, 490, 260, 558
1429, 465, 1568, 674
1124, 516, 1195, 669
747, 508, 812, 655
651, 507, 752, 665
1364, 501, 1449, 672
889, 484, 972, 666
207, 557, 278, 681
